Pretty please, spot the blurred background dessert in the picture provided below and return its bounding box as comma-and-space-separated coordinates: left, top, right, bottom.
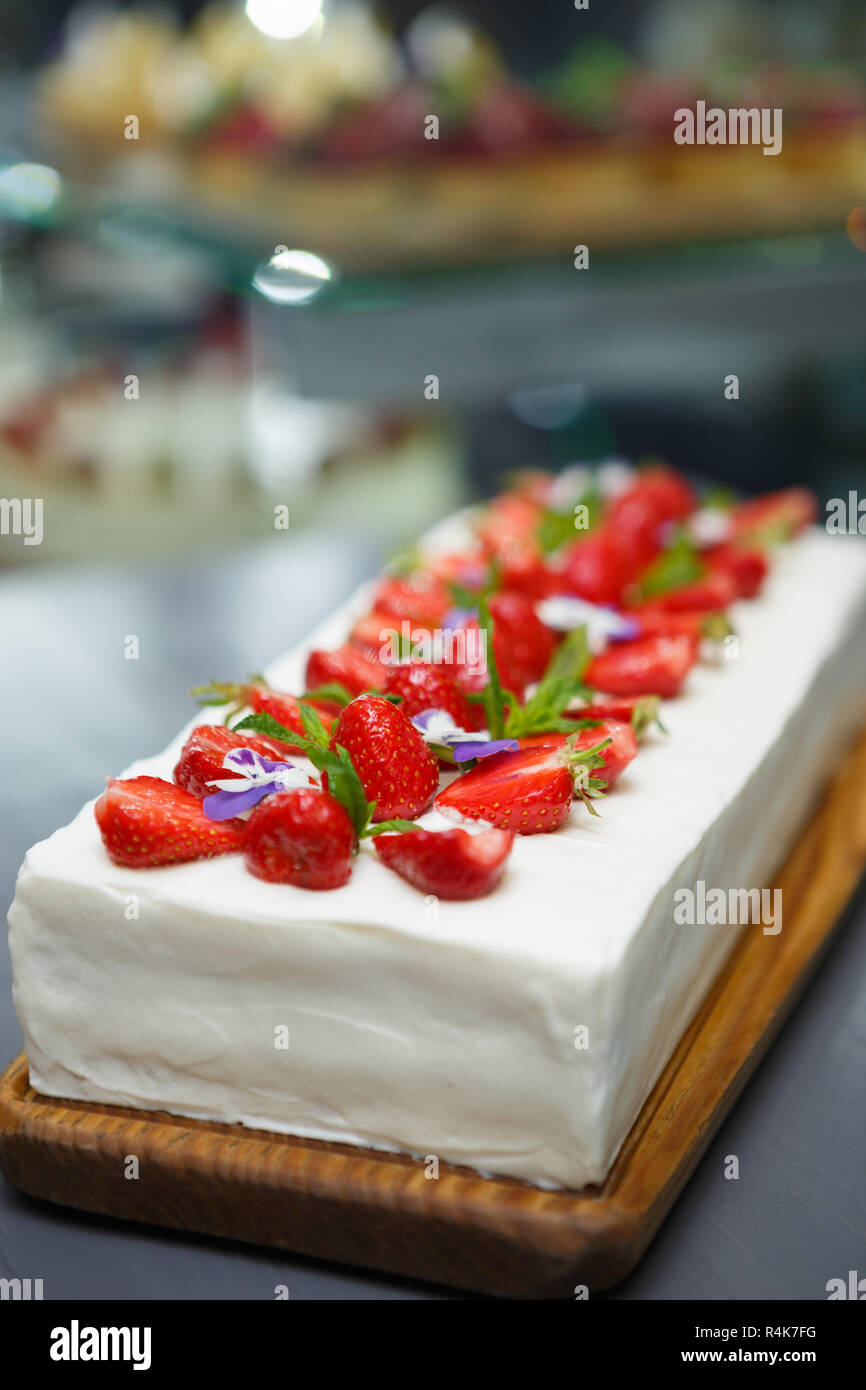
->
0, 0, 864, 568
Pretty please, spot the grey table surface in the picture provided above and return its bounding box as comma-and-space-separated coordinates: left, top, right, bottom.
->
0, 532, 863, 1302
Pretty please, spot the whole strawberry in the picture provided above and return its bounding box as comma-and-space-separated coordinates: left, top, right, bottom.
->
330, 694, 439, 821
242, 788, 355, 889
383, 662, 486, 732
95, 776, 244, 868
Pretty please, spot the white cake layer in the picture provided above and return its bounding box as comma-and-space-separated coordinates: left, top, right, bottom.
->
8, 529, 866, 1189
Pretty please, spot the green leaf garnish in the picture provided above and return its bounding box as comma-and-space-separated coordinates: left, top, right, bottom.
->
302, 682, 354, 707
637, 530, 703, 598
232, 711, 375, 841
536, 485, 601, 555
361, 819, 423, 838
503, 627, 593, 739
298, 701, 331, 748
477, 597, 514, 740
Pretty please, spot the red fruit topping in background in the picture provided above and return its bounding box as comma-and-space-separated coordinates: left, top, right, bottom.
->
305, 644, 385, 697
383, 662, 486, 731
585, 633, 697, 698
703, 543, 769, 599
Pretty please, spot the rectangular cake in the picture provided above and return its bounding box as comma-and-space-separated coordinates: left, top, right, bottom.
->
8, 494, 866, 1190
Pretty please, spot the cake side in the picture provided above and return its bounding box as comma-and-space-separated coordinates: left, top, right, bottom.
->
8, 528, 866, 1188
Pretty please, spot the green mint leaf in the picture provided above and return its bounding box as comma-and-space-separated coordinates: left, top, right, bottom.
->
302, 682, 353, 706
504, 626, 592, 738
361, 819, 423, 838
298, 701, 330, 748
536, 485, 600, 555
477, 597, 506, 740
638, 530, 703, 598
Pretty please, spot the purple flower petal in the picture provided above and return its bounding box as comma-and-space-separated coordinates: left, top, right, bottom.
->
450, 738, 519, 762
204, 784, 272, 820
608, 618, 641, 643
443, 606, 477, 632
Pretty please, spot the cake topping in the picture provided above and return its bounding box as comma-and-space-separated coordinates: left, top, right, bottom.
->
203, 748, 312, 821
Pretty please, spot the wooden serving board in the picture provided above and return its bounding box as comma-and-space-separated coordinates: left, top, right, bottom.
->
3, 727, 866, 1299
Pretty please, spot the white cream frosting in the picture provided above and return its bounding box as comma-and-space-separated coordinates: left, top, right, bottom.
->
8, 528, 866, 1189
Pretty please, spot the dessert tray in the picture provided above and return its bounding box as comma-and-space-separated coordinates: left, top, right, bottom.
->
2, 721, 865, 1298
3, 466, 865, 1297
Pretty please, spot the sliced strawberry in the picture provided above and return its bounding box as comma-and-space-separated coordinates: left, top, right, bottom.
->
476, 493, 543, 554
512, 719, 638, 788
174, 724, 303, 799
349, 609, 402, 658
374, 827, 514, 900
94, 776, 244, 868
629, 608, 733, 642
305, 644, 385, 697
382, 662, 486, 731
585, 633, 697, 698
372, 573, 450, 626
633, 568, 736, 613
703, 542, 769, 599
426, 548, 490, 592
191, 680, 338, 751
435, 735, 609, 835
330, 694, 439, 821
730, 487, 816, 545
242, 788, 354, 889
569, 693, 662, 739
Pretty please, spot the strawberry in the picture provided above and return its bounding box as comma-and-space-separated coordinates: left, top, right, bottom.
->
174, 724, 305, 798
242, 788, 355, 889
569, 693, 662, 739
374, 826, 514, 900
435, 735, 609, 834
477, 493, 543, 553
628, 608, 733, 642
585, 633, 697, 698
192, 680, 338, 753
611, 465, 696, 526
703, 542, 769, 599
633, 568, 737, 614
94, 776, 244, 868
305, 644, 385, 697
329, 694, 439, 821
372, 573, 450, 626
558, 529, 634, 606
349, 609, 403, 658
514, 720, 637, 787
382, 662, 486, 731
427, 548, 490, 592
730, 487, 816, 545
487, 590, 557, 693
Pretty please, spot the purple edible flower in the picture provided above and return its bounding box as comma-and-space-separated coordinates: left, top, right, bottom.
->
203, 747, 310, 822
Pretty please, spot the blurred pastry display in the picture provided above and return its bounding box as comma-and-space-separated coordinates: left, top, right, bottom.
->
34, 2, 866, 269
